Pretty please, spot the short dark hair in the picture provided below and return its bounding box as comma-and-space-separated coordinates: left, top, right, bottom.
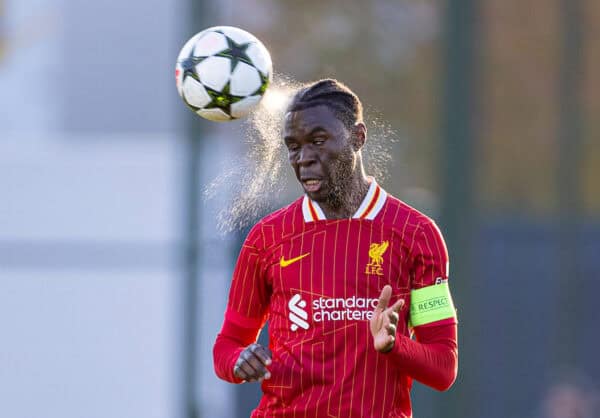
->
286, 79, 363, 129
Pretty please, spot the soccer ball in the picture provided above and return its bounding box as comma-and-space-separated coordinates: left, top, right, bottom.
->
175, 26, 273, 121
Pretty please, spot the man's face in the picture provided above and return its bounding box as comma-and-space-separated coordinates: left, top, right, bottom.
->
283, 105, 357, 205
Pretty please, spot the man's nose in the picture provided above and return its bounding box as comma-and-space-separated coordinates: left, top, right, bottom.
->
298, 145, 316, 166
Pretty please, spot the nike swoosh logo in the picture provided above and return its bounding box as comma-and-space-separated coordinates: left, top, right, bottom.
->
280, 253, 310, 267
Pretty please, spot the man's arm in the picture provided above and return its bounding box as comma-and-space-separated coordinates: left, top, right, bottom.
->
370, 286, 458, 391
388, 323, 458, 391
371, 218, 458, 391
212, 226, 272, 384
213, 318, 271, 383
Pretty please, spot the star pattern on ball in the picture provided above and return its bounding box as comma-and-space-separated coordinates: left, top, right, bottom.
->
203, 81, 245, 117
252, 71, 271, 96
178, 49, 208, 82
215, 34, 253, 72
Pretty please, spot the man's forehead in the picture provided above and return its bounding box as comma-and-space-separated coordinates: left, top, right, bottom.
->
284, 105, 342, 133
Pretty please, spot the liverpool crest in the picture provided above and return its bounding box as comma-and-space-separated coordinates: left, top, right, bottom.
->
365, 241, 389, 276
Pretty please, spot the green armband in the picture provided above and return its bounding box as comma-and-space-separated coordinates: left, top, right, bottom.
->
409, 282, 456, 327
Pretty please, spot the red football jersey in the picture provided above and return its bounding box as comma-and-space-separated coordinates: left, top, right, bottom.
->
221, 180, 455, 417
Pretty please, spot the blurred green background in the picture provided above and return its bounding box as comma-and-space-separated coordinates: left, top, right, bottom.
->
0, 0, 598, 417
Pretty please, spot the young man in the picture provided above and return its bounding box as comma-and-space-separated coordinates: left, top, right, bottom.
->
213, 79, 458, 417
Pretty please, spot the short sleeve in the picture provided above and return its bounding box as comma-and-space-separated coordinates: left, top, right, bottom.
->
225, 226, 271, 329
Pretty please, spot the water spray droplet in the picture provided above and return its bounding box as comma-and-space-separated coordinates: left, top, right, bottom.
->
204, 75, 398, 234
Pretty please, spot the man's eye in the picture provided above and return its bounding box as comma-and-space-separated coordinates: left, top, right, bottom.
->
314, 138, 325, 145
287, 144, 299, 151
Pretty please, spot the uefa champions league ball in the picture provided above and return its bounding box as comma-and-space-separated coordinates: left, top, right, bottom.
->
175, 26, 273, 121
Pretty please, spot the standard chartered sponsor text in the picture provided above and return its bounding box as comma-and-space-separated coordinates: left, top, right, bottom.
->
312, 296, 378, 322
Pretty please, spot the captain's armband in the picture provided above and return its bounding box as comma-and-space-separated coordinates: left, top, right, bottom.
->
409, 282, 457, 327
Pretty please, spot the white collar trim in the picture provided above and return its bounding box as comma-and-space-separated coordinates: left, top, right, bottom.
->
301, 179, 387, 222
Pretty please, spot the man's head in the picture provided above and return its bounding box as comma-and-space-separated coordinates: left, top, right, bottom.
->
283, 79, 368, 212
287, 79, 364, 130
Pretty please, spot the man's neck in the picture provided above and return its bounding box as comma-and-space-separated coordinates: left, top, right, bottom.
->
320, 175, 371, 219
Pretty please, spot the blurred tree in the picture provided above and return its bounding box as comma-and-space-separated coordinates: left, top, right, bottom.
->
227, 0, 600, 217
479, 0, 561, 216
479, 0, 599, 218
582, 0, 600, 217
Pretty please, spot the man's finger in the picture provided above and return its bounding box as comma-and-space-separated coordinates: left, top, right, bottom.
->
390, 298, 404, 314
249, 345, 272, 379
376, 285, 392, 312
233, 358, 247, 379
251, 344, 272, 366
234, 344, 272, 382
246, 352, 271, 380
237, 360, 257, 380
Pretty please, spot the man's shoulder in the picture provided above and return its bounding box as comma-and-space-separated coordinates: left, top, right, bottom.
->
381, 193, 437, 228
244, 197, 304, 246
258, 197, 304, 225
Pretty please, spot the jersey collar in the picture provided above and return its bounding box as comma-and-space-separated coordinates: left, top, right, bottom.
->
302, 179, 387, 222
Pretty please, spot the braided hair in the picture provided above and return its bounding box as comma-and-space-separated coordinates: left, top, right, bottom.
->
286, 79, 363, 129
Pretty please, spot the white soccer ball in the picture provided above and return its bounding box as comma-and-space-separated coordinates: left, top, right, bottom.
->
175, 26, 273, 121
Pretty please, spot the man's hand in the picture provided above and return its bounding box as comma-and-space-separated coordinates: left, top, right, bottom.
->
233, 343, 272, 382
370, 285, 404, 353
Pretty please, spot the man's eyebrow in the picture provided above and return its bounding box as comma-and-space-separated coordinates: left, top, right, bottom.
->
284, 126, 329, 143
308, 127, 328, 136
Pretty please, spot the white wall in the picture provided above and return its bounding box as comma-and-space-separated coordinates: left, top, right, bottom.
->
0, 0, 239, 415
0, 0, 200, 416
0, 136, 183, 418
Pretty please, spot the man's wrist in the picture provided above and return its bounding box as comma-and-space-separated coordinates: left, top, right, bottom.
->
379, 339, 396, 354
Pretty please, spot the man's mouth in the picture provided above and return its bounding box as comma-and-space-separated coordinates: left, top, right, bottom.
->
302, 178, 322, 193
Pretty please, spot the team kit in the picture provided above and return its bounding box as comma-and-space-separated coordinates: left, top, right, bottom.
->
214, 181, 457, 417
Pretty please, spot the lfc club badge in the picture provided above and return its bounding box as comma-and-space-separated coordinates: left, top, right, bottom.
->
365, 241, 389, 276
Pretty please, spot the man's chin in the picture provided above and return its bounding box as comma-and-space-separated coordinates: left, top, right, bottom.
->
304, 187, 327, 203
305, 189, 323, 201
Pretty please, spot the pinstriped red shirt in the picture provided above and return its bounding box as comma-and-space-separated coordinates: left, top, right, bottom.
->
223, 180, 454, 418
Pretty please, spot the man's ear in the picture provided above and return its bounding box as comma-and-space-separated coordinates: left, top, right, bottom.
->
351, 123, 367, 151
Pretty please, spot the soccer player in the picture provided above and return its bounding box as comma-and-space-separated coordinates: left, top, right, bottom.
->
213, 79, 458, 417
